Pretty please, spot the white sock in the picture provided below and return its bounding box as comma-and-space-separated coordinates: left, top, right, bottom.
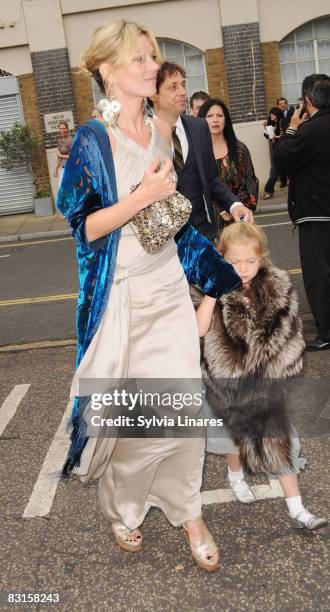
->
285, 495, 313, 519
228, 467, 244, 483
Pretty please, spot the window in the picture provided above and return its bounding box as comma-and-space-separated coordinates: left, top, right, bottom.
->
158, 39, 208, 101
279, 17, 330, 104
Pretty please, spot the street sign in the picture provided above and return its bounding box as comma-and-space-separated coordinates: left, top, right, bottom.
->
44, 110, 74, 133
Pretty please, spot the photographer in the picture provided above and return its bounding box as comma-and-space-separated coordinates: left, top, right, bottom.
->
273, 74, 330, 351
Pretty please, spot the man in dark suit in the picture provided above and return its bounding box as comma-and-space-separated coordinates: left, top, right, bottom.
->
151, 62, 253, 241
276, 97, 294, 188
277, 97, 295, 130
274, 74, 330, 350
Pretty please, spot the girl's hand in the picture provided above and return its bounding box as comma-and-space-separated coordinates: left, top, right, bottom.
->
196, 295, 217, 337
136, 156, 176, 209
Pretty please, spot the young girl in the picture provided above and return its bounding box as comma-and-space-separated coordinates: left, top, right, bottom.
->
192, 223, 327, 530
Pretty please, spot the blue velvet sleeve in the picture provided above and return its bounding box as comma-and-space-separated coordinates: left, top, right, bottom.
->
57, 125, 108, 252
176, 223, 241, 298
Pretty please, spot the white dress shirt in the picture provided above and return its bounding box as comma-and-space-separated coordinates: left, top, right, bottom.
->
171, 115, 189, 163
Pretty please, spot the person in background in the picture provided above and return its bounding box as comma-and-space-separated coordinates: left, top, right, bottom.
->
277, 96, 294, 130
198, 98, 258, 236
276, 97, 294, 187
262, 107, 283, 199
53, 121, 72, 186
274, 73, 330, 351
152, 62, 253, 243
190, 90, 210, 117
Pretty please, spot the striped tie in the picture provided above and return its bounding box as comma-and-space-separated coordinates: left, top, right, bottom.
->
171, 126, 184, 173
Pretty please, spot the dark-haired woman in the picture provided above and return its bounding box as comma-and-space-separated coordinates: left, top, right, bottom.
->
262, 107, 284, 199
198, 98, 258, 233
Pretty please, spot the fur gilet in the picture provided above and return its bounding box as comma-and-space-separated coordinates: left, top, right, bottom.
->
190, 266, 305, 474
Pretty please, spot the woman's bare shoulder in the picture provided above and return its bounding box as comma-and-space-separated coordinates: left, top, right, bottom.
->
152, 117, 172, 147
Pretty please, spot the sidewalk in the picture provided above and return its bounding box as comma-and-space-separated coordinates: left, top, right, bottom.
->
0, 189, 288, 243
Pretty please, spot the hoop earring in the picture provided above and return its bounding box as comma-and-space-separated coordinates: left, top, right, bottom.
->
97, 83, 121, 127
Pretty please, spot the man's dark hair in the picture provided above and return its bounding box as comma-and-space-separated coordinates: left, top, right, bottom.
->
277, 96, 288, 105
190, 91, 209, 109
302, 74, 330, 110
156, 61, 186, 93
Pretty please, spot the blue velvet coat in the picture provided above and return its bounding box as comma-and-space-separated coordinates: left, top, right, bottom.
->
57, 119, 240, 475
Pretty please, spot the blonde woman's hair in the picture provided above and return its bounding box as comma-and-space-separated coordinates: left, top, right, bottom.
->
81, 19, 162, 94
219, 223, 271, 266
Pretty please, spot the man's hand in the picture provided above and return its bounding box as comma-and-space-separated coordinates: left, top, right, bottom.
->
230, 203, 254, 223
289, 103, 308, 130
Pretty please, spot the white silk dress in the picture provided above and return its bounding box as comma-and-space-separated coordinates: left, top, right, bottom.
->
69, 122, 205, 530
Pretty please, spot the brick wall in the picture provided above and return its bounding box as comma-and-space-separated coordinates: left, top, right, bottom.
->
205, 48, 229, 106
18, 73, 50, 192
31, 48, 77, 148
70, 68, 94, 127
222, 22, 267, 123
260, 41, 282, 113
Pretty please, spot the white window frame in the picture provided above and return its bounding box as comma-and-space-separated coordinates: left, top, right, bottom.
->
279, 18, 330, 104
157, 39, 208, 103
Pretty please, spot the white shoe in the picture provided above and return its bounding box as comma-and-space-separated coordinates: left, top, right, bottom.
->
229, 478, 256, 504
291, 511, 328, 531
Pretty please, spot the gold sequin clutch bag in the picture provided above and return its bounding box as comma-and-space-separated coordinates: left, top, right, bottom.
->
130, 186, 192, 254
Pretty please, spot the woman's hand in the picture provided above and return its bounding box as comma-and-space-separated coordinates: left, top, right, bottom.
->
135, 156, 176, 210
220, 210, 232, 222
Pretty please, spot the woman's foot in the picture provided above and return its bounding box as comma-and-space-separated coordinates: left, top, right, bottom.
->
262, 192, 273, 200
291, 511, 328, 531
183, 516, 219, 572
112, 524, 143, 553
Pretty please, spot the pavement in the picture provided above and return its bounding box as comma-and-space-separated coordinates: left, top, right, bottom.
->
0, 344, 328, 611
0, 189, 289, 243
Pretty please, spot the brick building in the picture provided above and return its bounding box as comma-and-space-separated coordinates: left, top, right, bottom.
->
0, 0, 329, 215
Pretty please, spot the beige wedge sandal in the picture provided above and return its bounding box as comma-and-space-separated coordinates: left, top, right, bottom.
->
183, 516, 219, 572
112, 524, 143, 553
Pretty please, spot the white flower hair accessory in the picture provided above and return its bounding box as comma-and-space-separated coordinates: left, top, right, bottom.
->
97, 97, 122, 126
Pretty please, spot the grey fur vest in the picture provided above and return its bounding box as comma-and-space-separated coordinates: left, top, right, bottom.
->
190, 266, 305, 474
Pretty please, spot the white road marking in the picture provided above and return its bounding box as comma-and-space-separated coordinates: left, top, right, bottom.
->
0, 384, 30, 437
23, 400, 72, 519
259, 221, 291, 228
202, 479, 284, 505
0, 255, 10, 258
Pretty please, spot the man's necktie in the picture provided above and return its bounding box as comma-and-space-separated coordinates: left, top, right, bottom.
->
171, 126, 184, 173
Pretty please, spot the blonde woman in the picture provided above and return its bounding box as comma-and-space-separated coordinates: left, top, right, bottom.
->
57, 20, 241, 571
